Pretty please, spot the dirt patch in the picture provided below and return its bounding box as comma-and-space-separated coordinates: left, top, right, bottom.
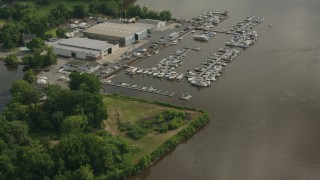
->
103, 120, 118, 136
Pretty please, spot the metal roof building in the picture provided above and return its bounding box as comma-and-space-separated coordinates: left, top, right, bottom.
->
139, 19, 166, 31
53, 37, 119, 60
83, 22, 148, 46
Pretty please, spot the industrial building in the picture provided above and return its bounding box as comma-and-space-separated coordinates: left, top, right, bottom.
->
83, 22, 148, 46
53, 37, 119, 60
138, 19, 166, 31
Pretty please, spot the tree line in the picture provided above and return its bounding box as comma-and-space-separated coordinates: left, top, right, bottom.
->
0, 72, 137, 179
0, 0, 171, 50
3, 38, 57, 68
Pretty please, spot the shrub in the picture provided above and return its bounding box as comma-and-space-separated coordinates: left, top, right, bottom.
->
126, 125, 149, 140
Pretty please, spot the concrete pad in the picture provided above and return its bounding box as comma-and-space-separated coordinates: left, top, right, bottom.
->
97, 40, 149, 64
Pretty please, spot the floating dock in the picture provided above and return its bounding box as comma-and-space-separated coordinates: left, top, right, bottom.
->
103, 81, 175, 97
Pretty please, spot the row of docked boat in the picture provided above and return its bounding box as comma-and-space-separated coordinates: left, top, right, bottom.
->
193, 30, 217, 41
103, 80, 175, 97
126, 47, 192, 81
186, 48, 240, 87
215, 15, 264, 35
191, 10, 229, 25
226, 31, 258, 49
232, 15, 264, 34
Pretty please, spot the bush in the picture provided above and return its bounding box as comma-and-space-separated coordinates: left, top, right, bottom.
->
158, 124, 168, 133
118, 122, 132, 132
126, 125, 149, 140
150, 112, 210, 162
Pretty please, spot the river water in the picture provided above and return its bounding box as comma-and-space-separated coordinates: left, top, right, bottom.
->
121, 0, 320, 180
0, 62, 24, 111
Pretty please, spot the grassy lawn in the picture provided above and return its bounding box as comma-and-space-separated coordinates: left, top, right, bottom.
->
103, 95, 202, 163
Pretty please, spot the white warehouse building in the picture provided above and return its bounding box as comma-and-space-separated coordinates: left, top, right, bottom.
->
83, 22, 148, 46
53, 37, 119, 60
138, 19, 166, 31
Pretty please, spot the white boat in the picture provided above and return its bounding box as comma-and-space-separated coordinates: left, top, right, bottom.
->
211, 16, 220, 24
148, 86, 156, 92
131, 84, 138, 88
153, 71, 159, 77
191, 80, 208, 87
193, 34, 210, 41
176, 73, 184, 81
157, 72, 165, 78
168, 72, 177, 80
136, 68, 143, 74
180, 92, 192, 100
192, 47, 201, 51
147, 70, 153, 75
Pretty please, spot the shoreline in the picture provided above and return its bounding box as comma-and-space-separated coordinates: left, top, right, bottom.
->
102, 94, 210, 179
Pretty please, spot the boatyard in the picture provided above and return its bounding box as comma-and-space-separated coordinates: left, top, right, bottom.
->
102, 10, 264, 99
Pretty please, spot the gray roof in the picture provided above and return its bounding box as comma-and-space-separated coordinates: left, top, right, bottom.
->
54, 44, 101, 56
139, 19, 164, 25
22, 34, 36, 41
84, 22, 147, 38
58, 37, 113, 51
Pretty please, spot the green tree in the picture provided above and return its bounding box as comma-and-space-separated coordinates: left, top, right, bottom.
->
61, 115, 88, 134
73, 4, 87, 18
56, 28, 67, 38
127, 5, 142, 18
16, 145, 55, 179
43, 46, 57, 67
26, 37, 44, 51
88, 0, 100, 15
22, 46, 56, 68
159, 10, 171, 21
23, 69, 37, 84
69, 72, 101, 93
54, 133, 130, 174
147, 10, 159, 19
100, 1, 119, 17
141, 6, 149, 19
71, 164, 94, 180
10, 80, 38, 104
4, 54, 19, 66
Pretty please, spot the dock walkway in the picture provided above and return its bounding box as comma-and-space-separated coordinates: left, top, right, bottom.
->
103, 81, 175, 97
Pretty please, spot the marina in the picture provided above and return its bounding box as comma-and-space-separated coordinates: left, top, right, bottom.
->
91, 10, 264, 101
125, 47, 192, 81
120, 15, 262, 88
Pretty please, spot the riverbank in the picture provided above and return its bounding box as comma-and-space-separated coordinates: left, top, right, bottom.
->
102, 94, 210, 179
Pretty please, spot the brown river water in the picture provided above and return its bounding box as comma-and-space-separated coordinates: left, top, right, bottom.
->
127, 0, 320, 180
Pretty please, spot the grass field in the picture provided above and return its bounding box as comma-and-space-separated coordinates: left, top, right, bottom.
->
103, 95, 202, 163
